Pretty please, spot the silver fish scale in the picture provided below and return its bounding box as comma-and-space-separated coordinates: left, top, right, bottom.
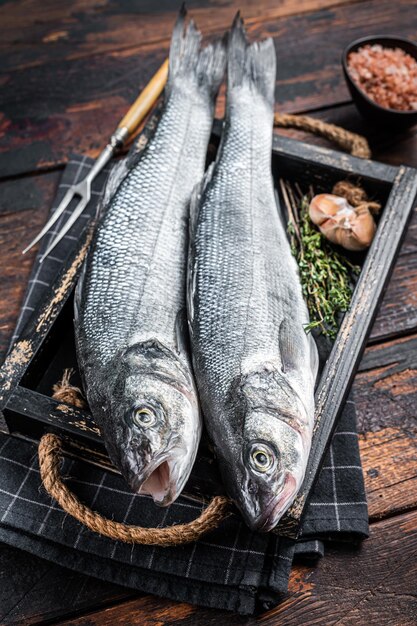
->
191, 93, 314, 431
78, 85, 213, 370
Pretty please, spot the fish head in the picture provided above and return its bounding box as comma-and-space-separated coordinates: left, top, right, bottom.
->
238, 411, 307, 531
101, 341, 201, 506
218, 392, 310, 532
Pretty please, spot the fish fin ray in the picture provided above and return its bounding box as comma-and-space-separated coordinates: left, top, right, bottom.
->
279, 318, 307, 375
309, 332, 319, 382
127, 103, 163, 169
175, 309, 190, 357
167, 8, 226, 99
279, 317, 319, 386
228, 13, 276, 107
187, 162, 215, 332
73, 256, 87, 326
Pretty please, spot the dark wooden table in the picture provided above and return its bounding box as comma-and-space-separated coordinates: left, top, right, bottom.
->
1, 1, 417, 624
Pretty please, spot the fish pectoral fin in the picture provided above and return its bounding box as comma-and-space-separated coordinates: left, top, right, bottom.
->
308, 332, 319, 382
278, 318, 318, 387
278, 318, 308, 375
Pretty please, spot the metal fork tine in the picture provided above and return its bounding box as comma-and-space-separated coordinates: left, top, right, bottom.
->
22, 188, 77, 255
39, 197, 90, 263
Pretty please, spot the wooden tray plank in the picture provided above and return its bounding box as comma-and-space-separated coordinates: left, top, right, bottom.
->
2, 0, 417, 178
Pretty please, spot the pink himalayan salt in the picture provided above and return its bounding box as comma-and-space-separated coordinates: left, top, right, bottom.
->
347, 44, 417, 111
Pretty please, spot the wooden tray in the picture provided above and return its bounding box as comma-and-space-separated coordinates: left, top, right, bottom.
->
1, 126, 416, 539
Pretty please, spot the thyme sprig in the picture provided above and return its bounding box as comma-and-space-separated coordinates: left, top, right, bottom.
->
281, 180, 360, 339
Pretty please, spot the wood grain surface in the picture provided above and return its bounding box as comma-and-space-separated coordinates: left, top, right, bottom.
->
2, 0, 417, 178
0, 0, 358, 72
0, 0, 416, 624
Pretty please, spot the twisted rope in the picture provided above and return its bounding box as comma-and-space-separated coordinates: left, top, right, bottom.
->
52, 368, 86, 409
38, 433, 231, 545
274, 112, 371, 159
332, 180, 381, 215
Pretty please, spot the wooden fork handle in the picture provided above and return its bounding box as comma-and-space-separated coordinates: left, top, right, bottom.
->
117, 58, 169, 138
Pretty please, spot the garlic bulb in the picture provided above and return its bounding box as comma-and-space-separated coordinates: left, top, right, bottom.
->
309, 193, 376, 252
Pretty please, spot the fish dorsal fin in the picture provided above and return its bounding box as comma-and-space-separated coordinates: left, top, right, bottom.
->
187, 162, 216, 330
127, 104, 163, 169
74, 156, 128, 327
189, 162, 215, 240
175, 309, 190, 357
74, 253, 87, 325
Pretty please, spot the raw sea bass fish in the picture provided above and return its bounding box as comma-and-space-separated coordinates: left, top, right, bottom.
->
188, 18, 318, 531
75, 12, 226, 506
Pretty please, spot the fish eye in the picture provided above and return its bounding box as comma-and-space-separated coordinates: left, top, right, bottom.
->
132, 406, 157, 428
249, 443, 275, 473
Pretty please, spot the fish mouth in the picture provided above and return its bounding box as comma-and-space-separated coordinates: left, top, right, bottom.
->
250, 474, 298, 532
139, 458, 174, 505
129, 449, 187, 507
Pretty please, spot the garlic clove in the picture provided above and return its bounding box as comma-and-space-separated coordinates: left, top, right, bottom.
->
309, 194, 355, 225
349, 207, 377, 249
309, 193, 376, 252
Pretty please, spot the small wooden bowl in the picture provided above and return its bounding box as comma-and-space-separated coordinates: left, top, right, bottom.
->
342, 35, 417, 129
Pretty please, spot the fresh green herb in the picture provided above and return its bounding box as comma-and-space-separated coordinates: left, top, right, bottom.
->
281, 182, 360, 339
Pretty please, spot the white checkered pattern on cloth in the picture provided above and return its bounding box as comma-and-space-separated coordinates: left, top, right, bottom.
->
1, 156, 368, 615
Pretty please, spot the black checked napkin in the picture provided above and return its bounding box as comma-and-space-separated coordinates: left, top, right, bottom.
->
0, 156, 368, 615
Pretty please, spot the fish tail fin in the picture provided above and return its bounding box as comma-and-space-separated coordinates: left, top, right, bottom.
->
227, 12, 276, 107
167, 5, 226, 99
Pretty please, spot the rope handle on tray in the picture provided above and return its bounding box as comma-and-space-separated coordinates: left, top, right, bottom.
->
38, 117, 371, 546
38, 433, 231, 545
274, 112, 372, 159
